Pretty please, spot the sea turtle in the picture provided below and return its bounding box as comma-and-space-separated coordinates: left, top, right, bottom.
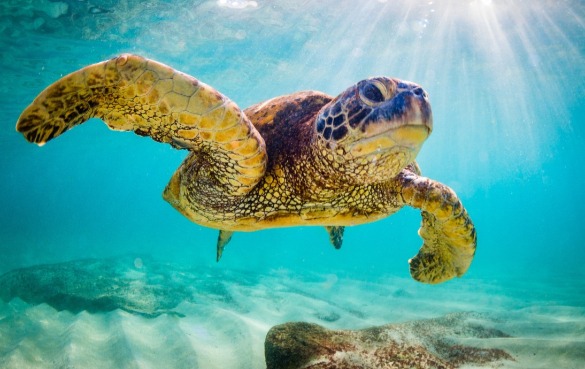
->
16, 54, 476, 284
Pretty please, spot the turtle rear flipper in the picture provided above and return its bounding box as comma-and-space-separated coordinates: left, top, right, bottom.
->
16, 54, 267, 196
398, 170, 476, 284
216, 230, 234, 262
325, 226, 344, 249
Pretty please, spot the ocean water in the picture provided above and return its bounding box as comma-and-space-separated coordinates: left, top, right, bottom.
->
0, 0, 584, 368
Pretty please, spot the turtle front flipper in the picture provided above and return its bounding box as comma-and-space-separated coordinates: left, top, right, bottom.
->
397, 169, 476, 284
16, 54, 267, 196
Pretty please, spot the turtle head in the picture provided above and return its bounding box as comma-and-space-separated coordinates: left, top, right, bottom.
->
313, 77, 432, 184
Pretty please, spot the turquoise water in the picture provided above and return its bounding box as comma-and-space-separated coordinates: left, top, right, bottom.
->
1, 1, 584, 368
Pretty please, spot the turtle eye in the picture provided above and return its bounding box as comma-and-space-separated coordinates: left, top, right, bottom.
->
359, 81, 387, 105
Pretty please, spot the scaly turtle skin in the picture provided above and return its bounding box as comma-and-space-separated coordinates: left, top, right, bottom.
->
16, 54, 476, 284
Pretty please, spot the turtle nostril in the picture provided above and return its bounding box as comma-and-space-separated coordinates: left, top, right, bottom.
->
413, 87, 424, 96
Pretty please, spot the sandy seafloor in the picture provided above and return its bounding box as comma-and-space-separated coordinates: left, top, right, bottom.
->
1, 0, 585, 368
0, 257, 584, 368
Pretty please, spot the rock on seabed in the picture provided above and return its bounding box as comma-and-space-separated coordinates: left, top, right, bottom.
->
265, 313, 513, 369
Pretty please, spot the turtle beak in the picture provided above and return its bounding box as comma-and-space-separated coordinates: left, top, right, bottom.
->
398, 82, 433, 132
375, 81, 433, 133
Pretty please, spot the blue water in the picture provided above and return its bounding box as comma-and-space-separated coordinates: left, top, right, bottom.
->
0, 0, 584, 367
